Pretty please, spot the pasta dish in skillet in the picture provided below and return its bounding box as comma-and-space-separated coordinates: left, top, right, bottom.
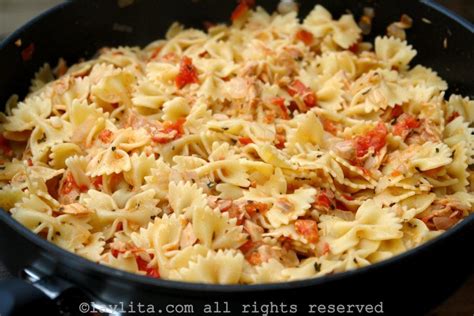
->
0, 3, 473, 284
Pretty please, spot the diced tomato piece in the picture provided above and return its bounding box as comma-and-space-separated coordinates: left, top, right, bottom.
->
136, 256, 160, 278
98, 129, 114, 143
286, 81, 304, 97
244, 201, 269, 215
239, 240, 256, 254
163, 118, 186, 135
239, 240, 262, 265
152, 118, 186, 144
146, 268, 161, 279
393, 114, 420, 137
147, 269, 161, 278
60, 172, 76, 195
91, 176, 103, 189
287, 80, 317, 108
79, 184, 88, 192
136, 255, 152, 274
238, 137, 253, 145
26, 158, 33, 166
231, 0, 255, 22
295, 219, 319, 243
60, 172, 88, 195
315, 191, 332, 209
175, 56, 199, 89
111, 248, 126, 258
113, 247, 160, 278
348, 42, 359, 53
296, 29, 314, 46
271, 97, 289, 120
321, 118, 337, 135
447, 111, 460, 123
153, 135, 173, 144
247, 252, 262, 265
275, 133, 286, 149
401, 116, 420, 129
391, 105, 404, 119
391, 170, 402, 177
354, 122, 388, 158
21, 43, 35, 61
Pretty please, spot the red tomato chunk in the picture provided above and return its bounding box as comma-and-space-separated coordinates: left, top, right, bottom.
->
354, 122, 388, 158
287, 80, 317, 108
152, 118, 186, 144
296, 29, 314, 45
175, 56, 199, 89
271, 97, 290, 120
238, 137, 253, 145
98, 129, 114, 143
393, 114, 420, 138
295, 219, 319, 243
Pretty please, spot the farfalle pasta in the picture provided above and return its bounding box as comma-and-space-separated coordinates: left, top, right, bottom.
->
0, 4, 473, 284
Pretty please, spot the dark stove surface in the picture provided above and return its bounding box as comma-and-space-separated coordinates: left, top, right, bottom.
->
0, 1, 473, 315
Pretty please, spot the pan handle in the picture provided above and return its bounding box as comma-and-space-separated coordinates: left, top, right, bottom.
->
0, 267, 76, 315
0, 278, 58, 315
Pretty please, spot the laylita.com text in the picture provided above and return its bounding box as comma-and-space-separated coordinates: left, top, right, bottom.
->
79, 300, 385, 315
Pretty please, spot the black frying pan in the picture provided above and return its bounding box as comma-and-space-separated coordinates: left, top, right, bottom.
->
0, 1, 473, 315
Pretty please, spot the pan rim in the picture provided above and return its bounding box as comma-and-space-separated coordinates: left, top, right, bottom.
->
0, 0, 473, 293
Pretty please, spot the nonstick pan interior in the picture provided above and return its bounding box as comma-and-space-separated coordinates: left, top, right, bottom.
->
0, 1, 473, 315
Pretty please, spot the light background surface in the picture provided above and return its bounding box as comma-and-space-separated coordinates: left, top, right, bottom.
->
0, 1, 473, 315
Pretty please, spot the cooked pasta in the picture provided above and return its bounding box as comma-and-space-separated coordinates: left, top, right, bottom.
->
0, 3, 473, 284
